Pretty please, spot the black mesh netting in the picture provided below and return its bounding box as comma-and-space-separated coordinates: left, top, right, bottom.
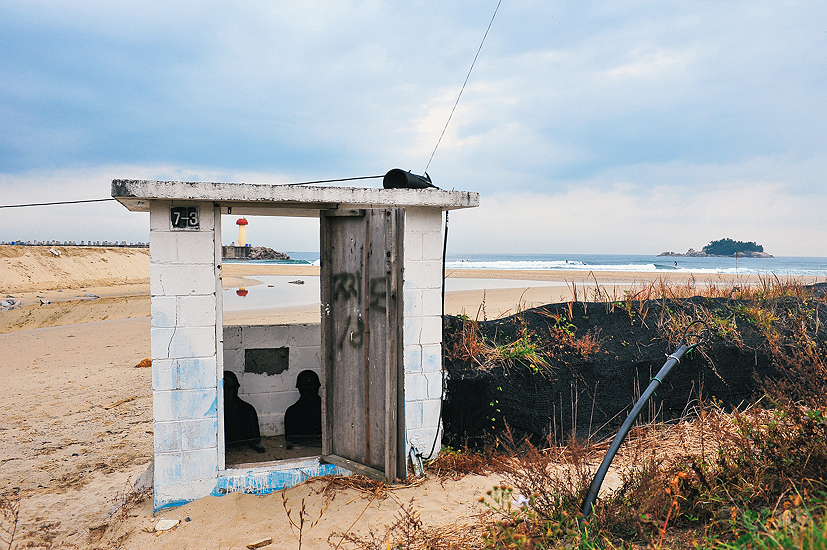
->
441, 296, 827, 449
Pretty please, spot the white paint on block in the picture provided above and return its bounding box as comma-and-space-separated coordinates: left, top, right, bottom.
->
403, 344, 422, 373
153, 388, 217, 422
405, 400, 423, 430
149, 231, 179, 264
422, 231, 445, 260
404, 207, 444, 234
148, 200, 173, 232
151, 296, 177, 328
177, 295, 217, 328
407, 426, 442, 454
403, 315, 422, 347
405, 232, 424, 261
421, 289, 442, 316
152, 359, 176, 391
167, 326, 217, 358
176, 231, 218, 264
177, 357, 217, 390
402, 261, 433, 291
150, 328, 176, 361
424, 370, 443, 399
419, 315, 443, 346
180, 447, 219, 480
154, 421, 180, 453
151, 264, 216, 296
421, 398, 441, 428
421, 345, 442, 373
180, 418, 219, 450
405, 373, 429, 402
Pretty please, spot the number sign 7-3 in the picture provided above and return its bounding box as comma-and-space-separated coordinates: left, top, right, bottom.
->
170, 206, 200, 230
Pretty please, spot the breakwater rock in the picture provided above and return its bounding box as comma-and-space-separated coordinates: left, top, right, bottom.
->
222, 245, 290, 260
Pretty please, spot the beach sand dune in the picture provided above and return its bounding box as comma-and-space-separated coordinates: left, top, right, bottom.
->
0, 245, 149, 295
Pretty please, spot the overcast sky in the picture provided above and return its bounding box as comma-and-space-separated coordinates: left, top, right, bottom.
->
1, 1, 825, 256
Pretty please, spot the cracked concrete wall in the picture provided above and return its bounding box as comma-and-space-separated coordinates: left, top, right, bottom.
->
149, 201, 220, 510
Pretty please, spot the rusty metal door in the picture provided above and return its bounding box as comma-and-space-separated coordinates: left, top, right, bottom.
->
320, 208, 404, 481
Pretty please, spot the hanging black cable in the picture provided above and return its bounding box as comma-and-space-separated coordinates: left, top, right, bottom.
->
0, 198, 116, 209
288, 174, 383, 186
424, 0, 503, 173
0, 175, 385, 210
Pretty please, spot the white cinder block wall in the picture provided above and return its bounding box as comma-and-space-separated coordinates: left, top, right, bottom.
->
222, 324, 322, 436
149, 201, 222, 510
146, 202, 448, 508
402, 207, 445, 455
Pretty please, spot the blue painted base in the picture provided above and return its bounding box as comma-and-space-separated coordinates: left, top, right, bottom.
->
153, 459, 350, 511
214, 461, 350, 496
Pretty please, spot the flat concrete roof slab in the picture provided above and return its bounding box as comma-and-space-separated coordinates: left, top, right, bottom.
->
112, 179, 479, 214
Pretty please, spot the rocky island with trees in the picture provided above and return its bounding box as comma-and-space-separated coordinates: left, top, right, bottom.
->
659, 238, 773, 258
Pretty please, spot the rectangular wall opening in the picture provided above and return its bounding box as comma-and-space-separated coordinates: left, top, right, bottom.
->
220, 214, 322, 469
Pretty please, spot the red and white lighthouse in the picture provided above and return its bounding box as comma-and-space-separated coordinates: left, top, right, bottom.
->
236, 218, 248, 247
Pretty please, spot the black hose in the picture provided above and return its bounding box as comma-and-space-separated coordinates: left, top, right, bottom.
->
580, 320, 709, 522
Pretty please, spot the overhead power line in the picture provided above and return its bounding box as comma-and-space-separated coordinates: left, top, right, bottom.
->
0, 198, 116, 209
424, 0, 503, 173
290, 174, 383, 185
0, 174, 386, 209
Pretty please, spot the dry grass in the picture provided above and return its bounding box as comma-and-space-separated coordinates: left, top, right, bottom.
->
326, 391, 825, 548
445, 313, 554, 376
427, 278, 827, 547
619, 274, 816, 303
318, 475, 427, 501
427, 445, 508, 479
108, 480, 151, 525
331, 498, 483, 550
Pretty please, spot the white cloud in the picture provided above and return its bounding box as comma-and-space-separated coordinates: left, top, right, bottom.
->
448, 158, 827, 257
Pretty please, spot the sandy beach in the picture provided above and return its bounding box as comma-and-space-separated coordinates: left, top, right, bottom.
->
0, 245, 817, 547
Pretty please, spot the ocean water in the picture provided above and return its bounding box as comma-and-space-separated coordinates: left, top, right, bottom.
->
444, 253, 827, 277
230, 252, 827, 278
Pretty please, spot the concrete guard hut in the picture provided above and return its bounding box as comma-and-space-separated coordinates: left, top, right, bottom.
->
112, 179, 479, 510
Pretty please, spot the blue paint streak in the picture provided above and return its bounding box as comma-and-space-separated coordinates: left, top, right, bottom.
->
154, 498, 192, 512
153, 462, 348, 511
212, 463, 349, 497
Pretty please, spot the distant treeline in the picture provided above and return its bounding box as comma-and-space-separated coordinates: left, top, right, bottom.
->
703, 238, 763, 256
2, 240, 148, 247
